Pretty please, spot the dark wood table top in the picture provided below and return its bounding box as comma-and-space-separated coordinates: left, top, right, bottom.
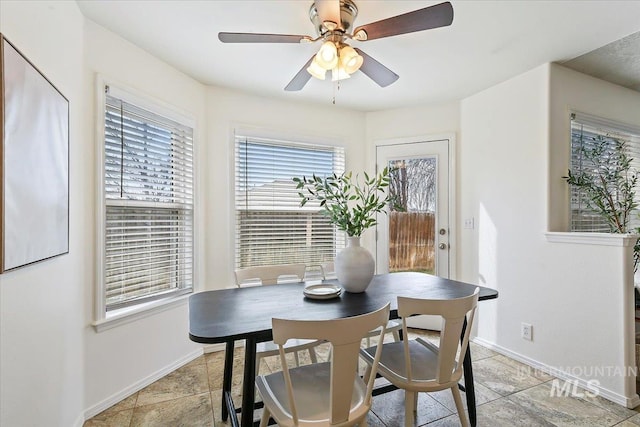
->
189, 272, 498, 345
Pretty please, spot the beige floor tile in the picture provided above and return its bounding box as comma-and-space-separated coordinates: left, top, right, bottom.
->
94, 393, 138, 417
131, 392, 213, 427
506, 382, 627, 426
579, 392, 639, 420
429, 381, 502, 412
423, 413, 466, 426
185, 355, 206, 367
472, 356, 544, 396
210, 390, 224, 426
206, 358, 225, 391
620, 413, 640, 425
469, 341, 499, 360
371, 388, 453, 426
490, 354, 554, 382
137, 363, 209, 407
84, 409, 133, 427
475, 397, 556, 426
85, 332, 640, 427
204, 349, 225, 365
205, 352, 246, 392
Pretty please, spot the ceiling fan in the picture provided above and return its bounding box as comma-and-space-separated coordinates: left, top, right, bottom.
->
218, 0, 453, 91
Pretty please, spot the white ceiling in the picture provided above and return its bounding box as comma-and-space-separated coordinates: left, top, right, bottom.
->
76, 0, 640, 112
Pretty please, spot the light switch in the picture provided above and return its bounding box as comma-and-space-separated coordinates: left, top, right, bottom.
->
464, 218, 474, 229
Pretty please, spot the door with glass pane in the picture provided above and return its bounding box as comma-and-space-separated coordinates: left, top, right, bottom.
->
376, 140, 450, 329
376, 140, 449, 276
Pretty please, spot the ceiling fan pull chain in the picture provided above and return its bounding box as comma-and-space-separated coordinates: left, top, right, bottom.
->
332, 80, 336, 105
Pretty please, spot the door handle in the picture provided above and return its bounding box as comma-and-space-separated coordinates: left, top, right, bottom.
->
439, 243, 448, 250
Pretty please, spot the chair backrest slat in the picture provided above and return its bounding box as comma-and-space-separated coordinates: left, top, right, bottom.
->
234, 263, 307, 286
320, 261, 336, 280
398, 288, 479, 384
272, 303, 390, 425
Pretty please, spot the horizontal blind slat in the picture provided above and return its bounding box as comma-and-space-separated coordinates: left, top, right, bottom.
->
104, 91, 194, 310
234, 136, 345, 269
569, 115, 640, 232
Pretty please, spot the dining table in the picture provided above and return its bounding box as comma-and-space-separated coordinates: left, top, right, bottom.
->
189, 272, 498, 427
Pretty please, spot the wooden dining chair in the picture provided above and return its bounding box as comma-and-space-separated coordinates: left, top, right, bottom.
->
235, 263, 308, 286
257, 303, 390, 427
321, 261, 402, 346
234, 263, 321, 370
359, 288, 480, 427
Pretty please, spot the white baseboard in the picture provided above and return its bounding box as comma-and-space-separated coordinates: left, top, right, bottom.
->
473, 337, 640, 409
82, 348, 204, 421
73, 412, 85, 427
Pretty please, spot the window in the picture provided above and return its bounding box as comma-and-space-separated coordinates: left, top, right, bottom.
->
234, 134, 345, 271
569, 112, 640, 232
100, 85, 194, 313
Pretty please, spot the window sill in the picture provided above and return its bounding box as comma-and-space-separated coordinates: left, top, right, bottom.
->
92, 293, 191, 333
545, 232, 639, 247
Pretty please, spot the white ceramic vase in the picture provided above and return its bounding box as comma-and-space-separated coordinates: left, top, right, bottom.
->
335, 236, 375, 293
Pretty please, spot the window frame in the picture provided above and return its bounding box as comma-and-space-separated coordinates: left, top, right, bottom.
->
232, 128, 346, 276
94, 76, 197, 330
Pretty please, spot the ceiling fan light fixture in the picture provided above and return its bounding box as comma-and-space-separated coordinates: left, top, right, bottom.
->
315, 41, 339, 69
331, 65, 351, 82
307, 57, 327, 80
339, 45, 363, 74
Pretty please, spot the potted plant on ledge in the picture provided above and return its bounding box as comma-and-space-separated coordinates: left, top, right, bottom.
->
293, 167, 398, 292
565, 136, 640, 272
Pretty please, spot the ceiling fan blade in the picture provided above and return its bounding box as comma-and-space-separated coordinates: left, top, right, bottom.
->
285, 56, 315, 91
218, 32, 309, 43
354, 48, 399, 87
314, 0, 341, 27
352, 1, 453, 41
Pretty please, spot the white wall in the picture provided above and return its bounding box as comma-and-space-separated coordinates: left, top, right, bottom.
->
205, 86, 366, 288
365, 102, 460, 143
460, 63, 640, 406
82, 20, 208, 416
548, 63, 640, 232
0, 6, 367, 423
0, 2, 86, 426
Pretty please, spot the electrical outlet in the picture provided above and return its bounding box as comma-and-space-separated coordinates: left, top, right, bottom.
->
464, 217, 475, 229
521, 323, 533, 341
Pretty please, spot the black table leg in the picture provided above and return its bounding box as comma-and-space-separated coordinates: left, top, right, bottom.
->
241, 337, 257, 427
462, 345, 477, 426
222, 340, 235, 422
459, 316, 477, 427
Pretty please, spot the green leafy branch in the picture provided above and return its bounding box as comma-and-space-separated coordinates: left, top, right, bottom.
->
293, 167, 400, 237
564, 136, 640, 269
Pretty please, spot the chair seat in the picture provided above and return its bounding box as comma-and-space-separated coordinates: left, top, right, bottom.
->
256, 362, 369, 427
359, 290, 479, 427
361, 337, 460, 390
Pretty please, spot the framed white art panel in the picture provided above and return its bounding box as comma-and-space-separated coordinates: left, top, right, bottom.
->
0, 34, 69, 272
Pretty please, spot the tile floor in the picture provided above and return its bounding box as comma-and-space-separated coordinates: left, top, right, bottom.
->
84, 329, 640, 426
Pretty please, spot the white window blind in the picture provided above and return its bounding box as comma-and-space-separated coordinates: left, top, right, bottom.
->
103, 88, 194, 310
235, 135, 345, 270
570, 112, 640, 232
